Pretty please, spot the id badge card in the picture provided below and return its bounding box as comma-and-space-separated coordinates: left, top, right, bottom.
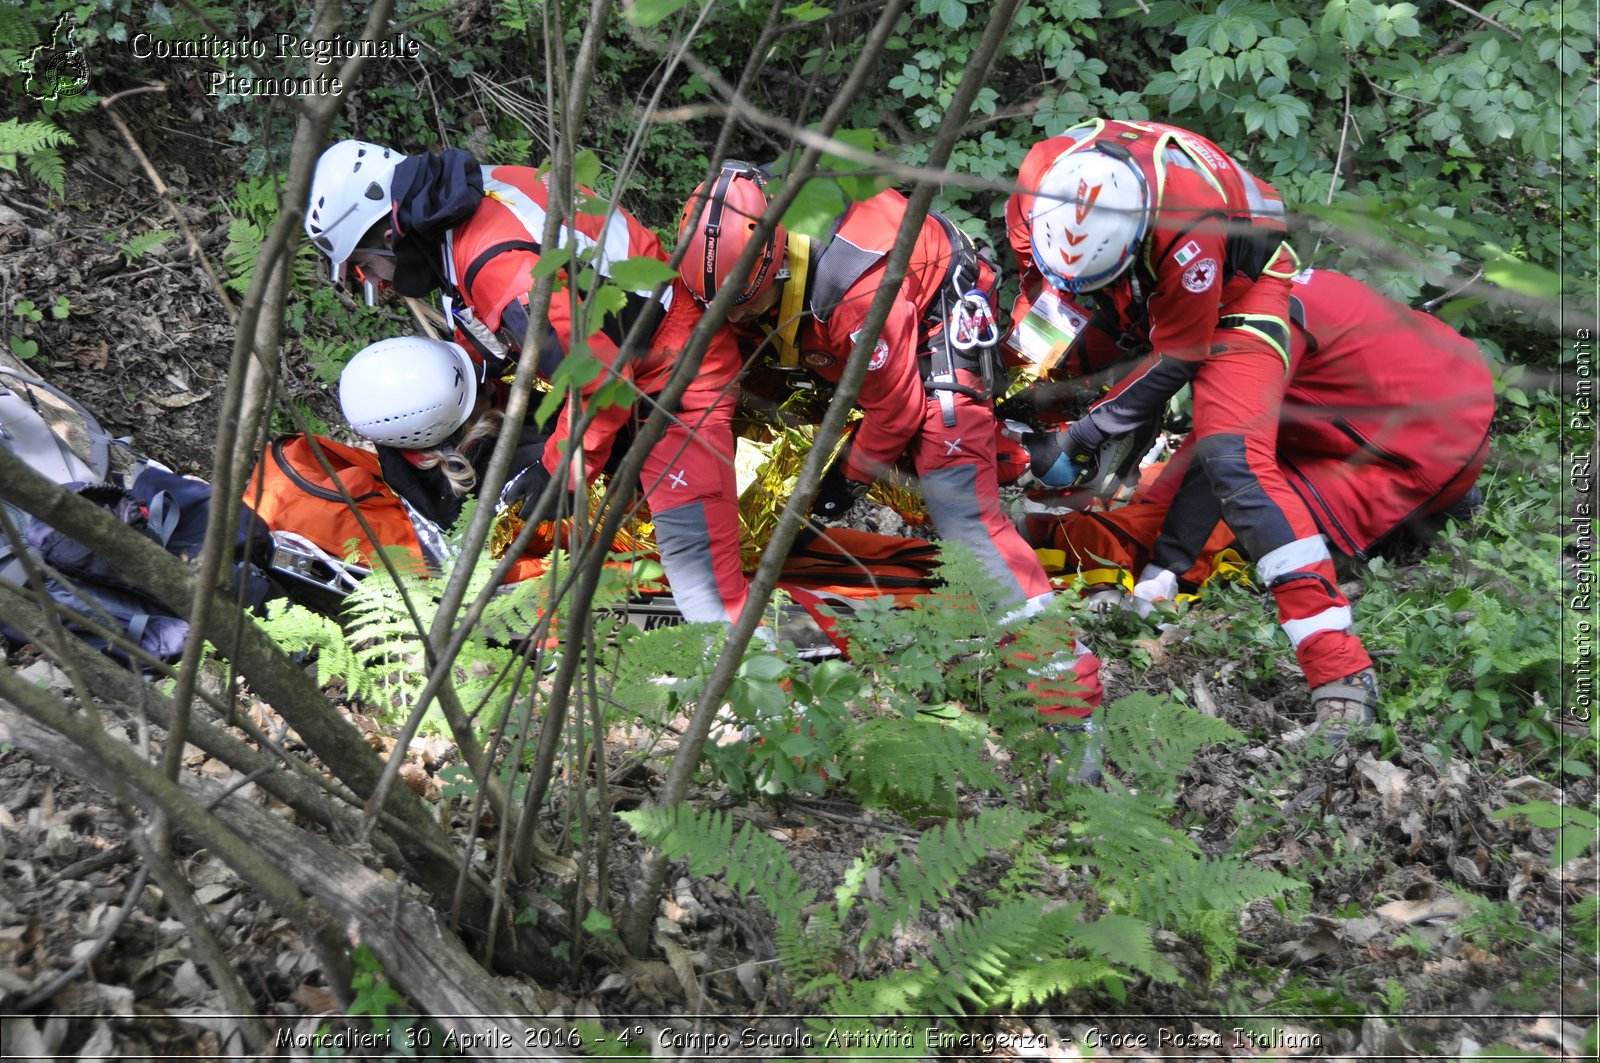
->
1005, 288, 1092, 375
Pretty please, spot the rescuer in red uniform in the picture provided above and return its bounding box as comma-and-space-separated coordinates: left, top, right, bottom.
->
305, 141, 752, 625
676, 161, 1105, 733
1025, 267, 1492, 630
1007, 118, 1378, 737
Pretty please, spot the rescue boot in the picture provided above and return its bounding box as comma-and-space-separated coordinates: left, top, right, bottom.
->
1307, 668, 1378, 742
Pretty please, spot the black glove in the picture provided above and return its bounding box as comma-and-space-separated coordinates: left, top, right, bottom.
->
1023, 429, 1087, 488
499, 461, 554, 520
812, 463, 871, 519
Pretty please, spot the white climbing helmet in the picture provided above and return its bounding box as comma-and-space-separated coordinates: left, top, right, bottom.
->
339, 337, 478, 450
305, 140, 403, 283
1030, 147, 1151, 293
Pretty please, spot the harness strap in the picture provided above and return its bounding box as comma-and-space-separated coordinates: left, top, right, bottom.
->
147, 490, 181, 549
771, 231, 812, 370
462, 239, 542, 297
1217, 313, 1292, 371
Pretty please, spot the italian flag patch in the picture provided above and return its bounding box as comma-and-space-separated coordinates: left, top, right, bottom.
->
1174, 240, 1202, 266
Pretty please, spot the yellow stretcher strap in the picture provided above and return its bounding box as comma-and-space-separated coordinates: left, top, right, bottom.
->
1076, 564, 1134, 590
770, 231, 811, 369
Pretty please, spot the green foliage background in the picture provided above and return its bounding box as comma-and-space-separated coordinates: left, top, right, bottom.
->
7, 0, 1589, 358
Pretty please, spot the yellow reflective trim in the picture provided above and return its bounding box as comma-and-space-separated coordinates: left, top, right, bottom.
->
1258, 241, 1302, 279
1155, 131, 1226, 200
1217, 316, 1291, 372
770, 231, 811, 369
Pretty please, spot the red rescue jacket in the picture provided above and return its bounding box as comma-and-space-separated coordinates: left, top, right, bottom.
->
792, 189, 960, 482
443, 167, 745, 484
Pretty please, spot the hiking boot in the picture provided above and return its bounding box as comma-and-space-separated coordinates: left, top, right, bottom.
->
1046, 717, 1103, 787
1308, 668, 1378, 742
1441, 485, 1484, 524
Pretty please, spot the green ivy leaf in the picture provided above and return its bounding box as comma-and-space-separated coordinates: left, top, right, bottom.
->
573, 149, 602, 192
607, 255, 678, 291
776, 175, 848, 239
625, 0, 690, 27
531, 245, 572, 279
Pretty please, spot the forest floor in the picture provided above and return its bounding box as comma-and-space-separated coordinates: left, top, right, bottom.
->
0, 95, 1595, 1060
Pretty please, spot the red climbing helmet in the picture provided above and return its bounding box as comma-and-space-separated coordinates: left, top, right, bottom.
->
677, 161, 786, 308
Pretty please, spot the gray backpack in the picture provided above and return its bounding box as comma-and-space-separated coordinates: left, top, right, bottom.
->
0, 366, 113, 587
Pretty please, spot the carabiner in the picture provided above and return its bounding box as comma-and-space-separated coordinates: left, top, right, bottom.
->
953, 288, 999, 350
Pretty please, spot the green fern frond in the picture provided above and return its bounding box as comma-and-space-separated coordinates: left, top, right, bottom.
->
21, 145, 64, 195
620, 805, 813, 911
1065, 781, 1304, 970
608, 621, 726, 717
839, 713, 1002, 817
42, 91, 97, 115
0, 117, 73, 157
863, 809, 1043, 947
849, 897, 1115, 1015
255, 599, 377, 700
994, 957, 1125, 1009
223, 216, 265, 294
919, 899, 1052, 1010
833, 849, 879, 920
824, 967, 936, 1023
1049, 910, 1179, 983
988, 836, 1050, 900
120, 229, 175, 262
0, 8, 35, 51
1160, 856, 1306, 969
1098, 692, 1242, 793
621, 804, 844, 991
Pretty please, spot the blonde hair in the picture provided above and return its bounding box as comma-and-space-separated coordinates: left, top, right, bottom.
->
412, 408, 505, 496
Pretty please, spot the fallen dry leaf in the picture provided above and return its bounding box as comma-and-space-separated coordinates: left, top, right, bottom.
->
72, 342, 108, 370
1356, 752, 1413, 811
1376, 895, 1474, 925
148, 389, 212, 409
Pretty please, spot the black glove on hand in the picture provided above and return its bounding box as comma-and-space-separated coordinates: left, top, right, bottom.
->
812, 463, 871, 519
1023, 429, 1087, 488
499, 461, 554, 520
